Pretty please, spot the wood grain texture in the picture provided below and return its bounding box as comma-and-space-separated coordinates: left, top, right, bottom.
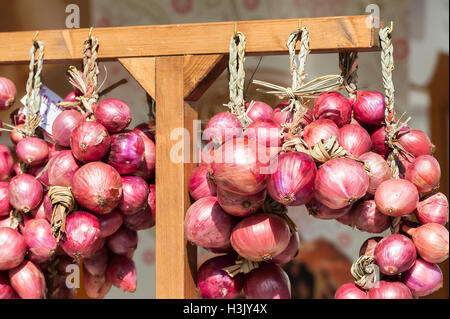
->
0, 16, 380, 64
119, 57, 156, 99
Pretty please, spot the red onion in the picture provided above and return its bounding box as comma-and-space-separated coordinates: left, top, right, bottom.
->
28, 163, 50, 188
0, 272, 18, 299
63, 91, 79, 103
352, 200, 391, 233
359, 237, 383, 256
271, 232, 300, 265
397, 129, 434, 158
216, 187, 265, 217
184, 197, 236, 249
70, 121, 111, 163
415, 193, 449, 225
52, 110, 84, 147
123, 205, 155, 231
0, 182, 11, 217
94, 98, 132, 133
61, 211, 103, 259
245, 101, 273, 121
200, 142, 218, 168
188, 165, 216, 201
97, 210, 123, 237
374, 179, 419, 216
0, 228, 26, 270
118, 176, 149, 215
47, 150, 80, 187
9, 107, 26, 126
72, 162, 122, 214
84, 271, 112, 299
106, 254, 137, 292
197, 254, 244, 299
244, 263, 291, 299
204, 112, 243, 144
339, 124, 372, 157
405, 155, 441, 193
313, 92, 352, 127
244, 119, 282, 147
16, 137, 49, 166
231, 213, 290, 262
8, 174, 43, 212
352, 91, 386, 125
303, 119, 340, 147
134, 121, 155, 142
368, 279, 413, 299
23, 219, 56, 261
132, 128, 156, 180
306, 198, 351, 220
31, 193, 52, 222
334, 283, 368, 299
374, 234, 417, 275
401, 258, 443, 297
267, 152, 316, 206
271, 102, 295, 127
0, 77, 16, 110
84, 247, 108, 277
370, 126, 389, 156
107, 227, 138, 256
314, 158, 369, 209
0, 145, 13, 181
212, 137, 268, 196
359, 152, 391, 194
9, 124, 27, 145
8, 260, 46, 299
108, 132, 145, 175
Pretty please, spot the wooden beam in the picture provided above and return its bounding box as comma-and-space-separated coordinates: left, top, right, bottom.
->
0, 16, 380, 64
119, 57, 156, 99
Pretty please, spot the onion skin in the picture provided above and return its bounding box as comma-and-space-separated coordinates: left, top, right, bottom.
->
267, 152, 316, 206
16, 137, 49, 166
97, 210, 123, 237
370, 126, 389, 156
0, 182, 12, 217
123, 205, 155, 231
313, 92, 352, 127
359, 237, 383, 256
0, 227, 26, 270
83, 247, 109, 277
184, 197, 237, 249
188, 165, 216, 201
118, 176, 149, 215
10, 125, 27, 145
243, 119, 282, 147
405, 155, 441, 193
107, 227, 138, 256
334, 283, 368, 299
0, 216, 11, 228
271, 232, 300, 265
70, 121, 111, 163
106, 254, 137, 292
23, 219, 56, 261
405, 223, 449, 264
401, 258, 443, 297
351, 200, 391, 233
132, 128, 156, 180
352, 91, 386, 125
31, 193, 52, 222
359, 152, 391, 195
0, 145, 14, 181
415, 193, 449, 225
398, 130, 433, 157
245, 101, 273, 121
374, 179, 419, 217
47, 150, 80, 187
216, 187, 265, 217
0, 272, 18, 299
204, 112, 243, 144
197, 254, 244, 299
94, 98, 132, 133
134, 121, 155, 142
108, 132, 145, 175
28, 163, 50, 188
8, 260, 46, 299
339, 124, 372, 157
84, 271, 112, 299
306, 198, 351, 220
0, 76, 16, 110
72, 162, 123, 214
230, 213, 290, 262
8, 174, 43, 213
303, 119, 340, 148
314, 158, 369, 210
52, 110, 84, 147
368, 279, 413, 299
244, 263, 291, 299
374, 234, 417, 275
271, 102, 295, 127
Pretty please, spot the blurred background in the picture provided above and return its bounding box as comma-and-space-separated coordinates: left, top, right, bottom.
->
0, 0, 448, 299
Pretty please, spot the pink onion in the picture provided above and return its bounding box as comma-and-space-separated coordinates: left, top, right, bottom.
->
314, 158, 369, 209
108, 132, 144, 175
107, 227, 138, 256
368, 279, 413, 299
359, 152, 391, 194
267, 152, 316, 206
244, 263, 291, 299
339, 124, 372, 157
10, 125, 27, 145
313, 92, 352, 127
374, 179, 419, 216
8, 174, 43, 212
216, 187, 265, 217
8, 260, 46, 299
23, 219, 56, 261
0, 182, 11, 217
303, 119, 340, 147
359, 237, 383, 256
184, 197, 237, 249
47, 150, 80, 187
352, 200, 391, 233
374, 234, 417, 275
123, 206, 155, 231
415, 193, 449, 225
271, 232, 300, 265
306, 198, 351, 220
70, 121, 111, 163
370, 126, 389, 156
405, 155, 441, 193
83, 247, 108, 277
245, 101, 273, 121
94, 98, 132, 133
0, 145, 14, 181
401, 258, 443, 297
244, 119, 282, 147
63, 91, 79, 103
61, 211, 103, 259
188, 165, 216, 201
16, 137, 49, 166
97, 210, 123, 237
9, 107, 26, 126
52, 110, 84, 147
118, 176, 149, 215
0, 272, 18, 299
84, 271, 112, 299
352, 90, 386, 125
0, 77, 16, 110
0, 227, 26, 270
72, 162, 122, 214
197, 254, 244, 299
271, 102, 294, 127
31, 193, 52, 222
132, 128, 156, 180
204, 112, 243, 144
398, 129, 433, 157
106, 254, 137, 292
134, 121, 155, 142
334, 283, 368, 299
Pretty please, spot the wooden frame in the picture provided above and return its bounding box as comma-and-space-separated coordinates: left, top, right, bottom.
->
0, 16, 380, 299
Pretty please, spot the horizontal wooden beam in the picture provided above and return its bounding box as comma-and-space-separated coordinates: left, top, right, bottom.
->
0, 16, 379, 64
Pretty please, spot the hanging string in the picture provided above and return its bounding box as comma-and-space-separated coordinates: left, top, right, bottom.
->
339, 51, 359, 98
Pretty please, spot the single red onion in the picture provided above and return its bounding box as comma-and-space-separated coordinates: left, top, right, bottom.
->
368, 279, 413, 299
31, 193, 52, 222
405, 155, 441, 193
0, 272, 18, 299
8, 174, 43, 212
396, 152, 415, 178
244, 263, 291, 299
107, 227, 138, 256
63, 91, 79, 103
314, 158, 369, 209
334, 283, 368, 299
401, 258, 443, 297
0, 77, 16, 110
8, 260, 46, 299
231, 213, 290, 262
84, 271, 112, 299
94, 98, 132, 133
271, 102, 295, 127
10, 124, 27, 145
108, 132, 145, 175
374, 179, 419, 216
188, 165, 216, 201
123, 184, 155, 231
0, 145, 14, 181
313, 92, 352, 127
244, 119, 282, 147
339, 124, 372, 157
23, 219, 56, 261
352, 90, 386, 125
204, 112, 243, 144
61, 211, 103, 259
83, 247, 108, 277
134, 121, 155, 142
306, 198, 351, 220
97, 210, 123, 237
52, 110, 84, 147
359, 152, 391, 195
216, 187, 265, 217
72, 162, 123, 214
271, 232, 300, 265
184, 197, 237, 250
374, 234, 417, 275
9, 107, 26, 126
132, 128, 156, 180
0, 228, 26, 270
303, 119, 340, 148
370, 126, 389, 156
106, 254, 137, 292
244, 101, 273, 122
118, 176, 149, 215
352, 200, 391, 233
70, 121, 111, 163
16, 137, 49, 166
415, 193, 449, 225
398, 129, 433, 157
197, 254, 244, 299
0, 182, 11, 217
359, 237, 383, 256
47, 150, 80, 187
267, 152, 316, 206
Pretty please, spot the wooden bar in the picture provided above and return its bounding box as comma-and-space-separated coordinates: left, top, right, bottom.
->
0, 15, 379, 64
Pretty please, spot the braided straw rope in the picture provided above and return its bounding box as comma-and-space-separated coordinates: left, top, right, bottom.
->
351, 255, 379, 290
339, 51, 359, 98
48, 186, 75, 242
